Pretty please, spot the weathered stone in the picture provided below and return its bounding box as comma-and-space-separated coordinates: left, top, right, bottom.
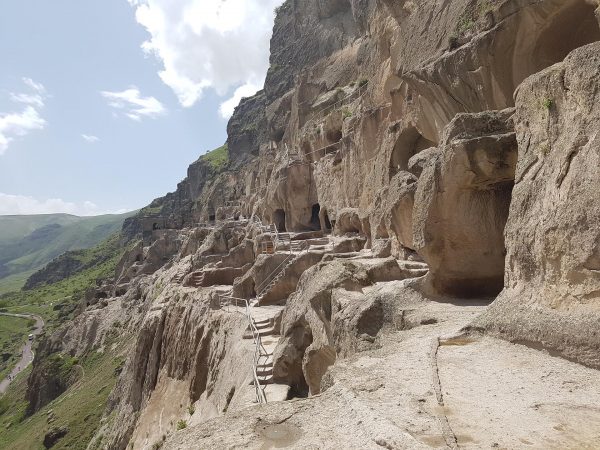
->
474, 43, 600, 368
413, 108, 517, 297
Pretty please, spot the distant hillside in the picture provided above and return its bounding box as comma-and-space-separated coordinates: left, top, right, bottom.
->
0, 213, 134, 293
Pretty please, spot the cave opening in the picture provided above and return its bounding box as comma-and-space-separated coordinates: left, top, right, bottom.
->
274, 209, 287, 232
389, 126, 435, 178
321, 208, 332, 232
512, 0, 600, 88
533, 0, 600, 71
310, 204, 321, 230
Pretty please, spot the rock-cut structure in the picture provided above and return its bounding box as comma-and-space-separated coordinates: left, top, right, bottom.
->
24, 0, 600, 449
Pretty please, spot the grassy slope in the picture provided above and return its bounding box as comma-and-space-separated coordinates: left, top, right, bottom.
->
0, 232, 133, 449
0, 215, 82, 245
201, 143, 229, 171
0, 212, 134, 291
0, 315, 35, 380
0, 233, 131, 335
0, 271, 34, 296
0, 348, 123, 450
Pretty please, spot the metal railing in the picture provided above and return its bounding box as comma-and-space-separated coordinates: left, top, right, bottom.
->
306, 81, 369, 126
254, 240, 309, 297
219, 295, 269, 404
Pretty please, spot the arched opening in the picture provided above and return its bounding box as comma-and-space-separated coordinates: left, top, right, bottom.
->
389, 126, 435, 178
535, 2, 600, 67
274, 209, 287, 232
488, 0, 600, 103
514, 0, 600, 85
310, 204, 321, 230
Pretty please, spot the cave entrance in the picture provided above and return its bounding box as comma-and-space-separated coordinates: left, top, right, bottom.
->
274, 209, 287, 232
535, 1, 600, 67
513, 0, 600, 86
321, 209, 332, 232
389, 126, 435, 178
310, 204, 321, 231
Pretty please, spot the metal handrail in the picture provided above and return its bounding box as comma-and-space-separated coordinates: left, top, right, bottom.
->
306, 81, 369, 125
255, 251, 295, 294
219, 295, 268, 404
255, 240, 309, 296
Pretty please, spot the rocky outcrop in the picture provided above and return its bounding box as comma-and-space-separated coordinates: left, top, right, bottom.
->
474, 42, 600, 368
272, 257, 422, 396
21, 1, 600, 449
413, 108, 517, 297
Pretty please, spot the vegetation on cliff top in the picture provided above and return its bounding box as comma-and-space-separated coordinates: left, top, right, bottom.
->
201, 143, 229, 172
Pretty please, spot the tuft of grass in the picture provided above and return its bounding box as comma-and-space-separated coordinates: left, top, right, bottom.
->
542, 98, 554, 110
187, 405, 195, 416
176, 420, 187, 431
342, 108, 353, 119
201, 144, 229, 172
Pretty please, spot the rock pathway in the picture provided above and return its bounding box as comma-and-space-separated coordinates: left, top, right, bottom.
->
165, 295, 600, 449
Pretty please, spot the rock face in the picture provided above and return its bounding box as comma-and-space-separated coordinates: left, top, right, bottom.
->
474, 42, 600, 368
22, 1, 600, 449
413, 109, 517, 297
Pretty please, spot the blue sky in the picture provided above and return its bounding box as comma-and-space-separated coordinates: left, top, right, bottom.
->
0, 0, 282, 215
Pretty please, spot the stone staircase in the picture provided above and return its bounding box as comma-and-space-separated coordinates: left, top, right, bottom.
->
254, 240, 309, 304
245, 317, 277, 385
188, 271, 205, 288
398, 260, 429, 278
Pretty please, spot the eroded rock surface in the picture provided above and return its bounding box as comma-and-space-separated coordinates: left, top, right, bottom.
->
474, 42, 600, 368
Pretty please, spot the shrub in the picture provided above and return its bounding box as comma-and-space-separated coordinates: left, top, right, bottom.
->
176, 420, 187, 430
542, 98, 554, 110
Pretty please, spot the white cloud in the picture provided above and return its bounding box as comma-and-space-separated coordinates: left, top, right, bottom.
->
101, 86, 166, 121
219, 81, 263, 119
82, 134, 100, 143
0, 193, 128, 216
127, 0, 284, 117
0, 78, 47, 155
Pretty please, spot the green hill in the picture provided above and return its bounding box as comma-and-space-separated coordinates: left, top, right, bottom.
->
0, 213, 134, 294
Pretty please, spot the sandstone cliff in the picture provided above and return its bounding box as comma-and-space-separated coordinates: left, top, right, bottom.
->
20, 0, 600, 449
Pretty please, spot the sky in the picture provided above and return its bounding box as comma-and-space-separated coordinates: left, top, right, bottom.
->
0, 0, 283, 216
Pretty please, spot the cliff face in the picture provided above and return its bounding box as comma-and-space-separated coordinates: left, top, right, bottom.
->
21, 1, 600, 449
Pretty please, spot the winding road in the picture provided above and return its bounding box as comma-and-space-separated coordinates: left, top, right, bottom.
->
0, 312, 45, 394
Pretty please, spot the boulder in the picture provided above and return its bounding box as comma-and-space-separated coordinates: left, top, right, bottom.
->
43, 426, 68, 448
333, 208, 364, 235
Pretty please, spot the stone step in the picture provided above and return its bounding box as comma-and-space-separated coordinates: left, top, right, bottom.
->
256, 355, 274, 366
404, 268, 429, 278
256, 366, 273, 377
264, 383, 290, 402
253, 321, 273, 331
256, 374, 273, 385
243, 326, 277, 339
400, 261, 428, 270
254, 318, 273, 326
